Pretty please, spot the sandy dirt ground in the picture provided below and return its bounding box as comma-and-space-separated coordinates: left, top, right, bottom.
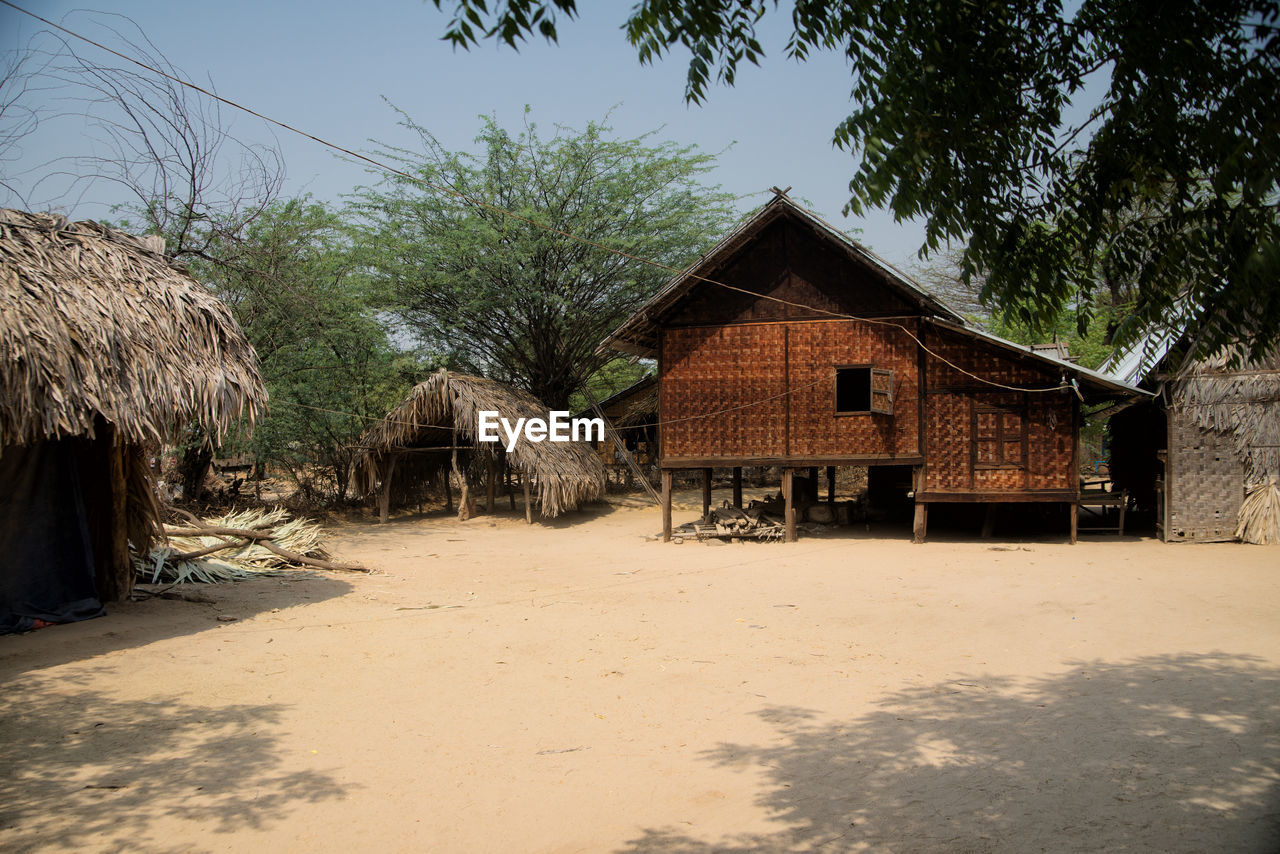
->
3, 491, 1280, 853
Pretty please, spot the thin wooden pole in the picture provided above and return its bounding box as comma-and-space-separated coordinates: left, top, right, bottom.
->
826, 465, 836, 504
378, 454, 398, 524
486, 457, 497, 514
701, 468, 712, 522
912, 464, 927, 544
1069, 501, 1078, 544
661, 469, 673, 542
732, 467, 743, 509
452, 447, 471, 521
106, 430, 132, 601
523, 475, 533, 524
443, 467, 454, 514
507, 459, 516, 510
783, 468, 797, 543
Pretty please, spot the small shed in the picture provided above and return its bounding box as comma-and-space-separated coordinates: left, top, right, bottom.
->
1103, 334, 1279, 543
354, 370, 606, 522
601, 191, 1146, 542
0, 209, 266, 631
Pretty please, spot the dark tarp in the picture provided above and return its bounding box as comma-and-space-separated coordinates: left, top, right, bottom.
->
0, 441, 105, 633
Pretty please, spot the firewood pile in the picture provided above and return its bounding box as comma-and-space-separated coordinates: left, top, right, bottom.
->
671, 500, 786, 541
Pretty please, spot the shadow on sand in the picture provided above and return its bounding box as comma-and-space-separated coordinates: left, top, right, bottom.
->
618, 652, 1280, 853
0, 680, 349, 852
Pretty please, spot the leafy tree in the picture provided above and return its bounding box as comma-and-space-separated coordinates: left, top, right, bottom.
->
430, 0, 1280, 365
198, 199, 428, 502
352, 110, 735, 409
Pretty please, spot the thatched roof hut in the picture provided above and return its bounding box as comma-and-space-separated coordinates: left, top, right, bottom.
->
355, 370, 605, 521
0, 209, 266, 629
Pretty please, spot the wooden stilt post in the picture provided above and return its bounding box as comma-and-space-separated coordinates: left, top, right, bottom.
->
911, 464, 927, 544
524, 476, 533, 524
378, 454, 398, 524
701, 468, 712, 522
826, 465, 836, 504
783, 468, 797, 543
1069, 501, 1078, 544
444, 467, 454, 514
661, 469, 673, 542
732, 467, 743, 509
507, 460, 516, 510
981, 504, 997, 539
452, 447, 471, 520
486, 457, 497, 514
807, 466, 819, 502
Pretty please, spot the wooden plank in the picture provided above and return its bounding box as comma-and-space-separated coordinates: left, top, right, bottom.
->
915, 490, 1076, 503
662, 454, 925, 469
662, 469, 673, 542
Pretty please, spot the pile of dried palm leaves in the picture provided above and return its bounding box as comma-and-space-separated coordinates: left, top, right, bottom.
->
136, 507, 368, 583
1236, 481, 1280, 546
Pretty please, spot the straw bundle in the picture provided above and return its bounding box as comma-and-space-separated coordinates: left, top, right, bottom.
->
0, 209, 266, 449
1236, 482, 1280, 545
354, 370, 605, 518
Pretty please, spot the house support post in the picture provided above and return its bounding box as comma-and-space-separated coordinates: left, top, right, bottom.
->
102, 427, 132, 602
661, 469, 673, 542
443, 468, 454, 515
378, 454, 398, 524
506, 458, 515, 510
826, 466, 836, 504
523, 476, 533, 524
807, 466, 819, 502
1069, 501, 1078, 544
783, 468, 797, 543
911, 465, 927, 544
486, 457, 497, 514
701, 468, 712, 522
732, 467, 743, 509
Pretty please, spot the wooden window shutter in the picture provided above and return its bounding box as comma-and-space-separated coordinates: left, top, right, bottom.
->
870, 368, 894, 414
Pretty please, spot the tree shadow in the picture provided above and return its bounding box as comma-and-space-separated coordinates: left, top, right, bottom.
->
0, 678, 350, 852
618, 653, 1280, 852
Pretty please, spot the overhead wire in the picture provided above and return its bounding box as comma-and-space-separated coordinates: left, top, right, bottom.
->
4, 0, 1087, 443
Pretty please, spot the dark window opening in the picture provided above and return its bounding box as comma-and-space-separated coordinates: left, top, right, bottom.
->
835, 366, 893, 415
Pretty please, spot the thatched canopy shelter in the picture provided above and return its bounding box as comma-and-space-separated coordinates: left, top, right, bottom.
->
0, 209, 266, 628
355, 371, 605, 521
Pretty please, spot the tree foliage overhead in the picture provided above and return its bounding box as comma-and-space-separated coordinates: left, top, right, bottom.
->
432, 0, 1280, 365
353, 110, 735, 409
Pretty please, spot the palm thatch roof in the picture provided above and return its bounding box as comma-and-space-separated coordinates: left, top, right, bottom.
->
0, 209, 266, 449
1171, 348, 1280, 485
355, 370, 605, 518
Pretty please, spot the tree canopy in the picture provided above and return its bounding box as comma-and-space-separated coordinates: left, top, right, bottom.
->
432, 0, 1280, 365
353, 110, 735, 409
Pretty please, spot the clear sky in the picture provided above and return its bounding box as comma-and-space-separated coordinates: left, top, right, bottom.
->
0, 0, 933, 268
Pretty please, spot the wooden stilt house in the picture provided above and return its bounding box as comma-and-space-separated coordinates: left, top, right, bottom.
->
601, 192, 1144, 542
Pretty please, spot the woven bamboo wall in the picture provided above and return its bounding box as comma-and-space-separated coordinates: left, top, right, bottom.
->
1165, 409, 1243, 541
923, 331, 1075, 493
660, 319, 917, 460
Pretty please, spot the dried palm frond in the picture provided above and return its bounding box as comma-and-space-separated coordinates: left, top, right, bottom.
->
137, 507, 332, 583
1236, 481, 1280, 546
0, 208, 266, 450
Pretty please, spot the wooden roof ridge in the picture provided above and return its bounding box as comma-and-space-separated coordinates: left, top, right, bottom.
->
601, 192, 964, 356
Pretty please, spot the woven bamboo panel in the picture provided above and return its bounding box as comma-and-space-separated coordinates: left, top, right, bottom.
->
662, 325, 787, 457
1166, 409, 1244, 541
1026, 395, 1074, 488
925, 392, 971, 489
925, 331, 1059, 389
787, 320, 918, 456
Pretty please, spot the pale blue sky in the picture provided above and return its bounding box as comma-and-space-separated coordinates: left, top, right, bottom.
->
1, 0, 934, 267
